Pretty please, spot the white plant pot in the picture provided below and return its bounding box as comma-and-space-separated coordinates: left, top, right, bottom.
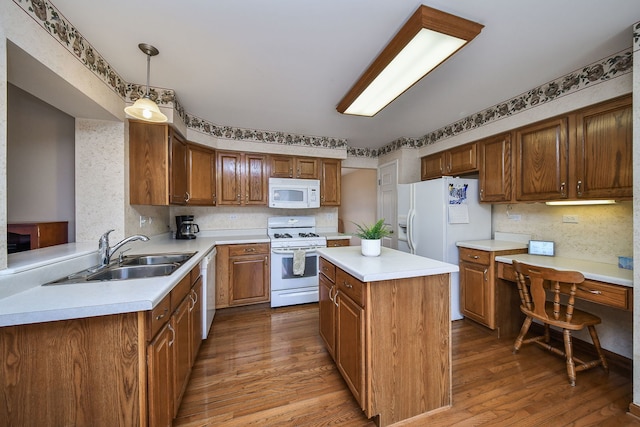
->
361, 239, 381, 257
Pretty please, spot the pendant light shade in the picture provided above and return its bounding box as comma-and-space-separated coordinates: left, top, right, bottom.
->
124, 43, 168, 123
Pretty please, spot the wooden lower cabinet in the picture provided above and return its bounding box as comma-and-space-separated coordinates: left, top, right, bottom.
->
215, 243, 270, 308
0, 267, 203, 426
319, 257, 451, 426
459, 246, 527, 335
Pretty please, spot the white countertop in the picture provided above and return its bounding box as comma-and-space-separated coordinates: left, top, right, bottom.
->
494, 254, 633, 287
0, 231, 271, 327
317, 246, 458, 282
457, 239, 529, 251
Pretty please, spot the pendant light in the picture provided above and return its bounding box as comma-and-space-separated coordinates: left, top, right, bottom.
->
124, 43, 168, 123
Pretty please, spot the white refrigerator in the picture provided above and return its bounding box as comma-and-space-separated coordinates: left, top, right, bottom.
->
397, 177, 492, 320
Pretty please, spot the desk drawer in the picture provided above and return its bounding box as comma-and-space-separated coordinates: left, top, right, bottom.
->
575, 280, 630, 310
459, 247, 490, 265
498, 263, 517, 282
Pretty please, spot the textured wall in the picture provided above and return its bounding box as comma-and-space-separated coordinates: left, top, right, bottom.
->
632, 20, 640, 409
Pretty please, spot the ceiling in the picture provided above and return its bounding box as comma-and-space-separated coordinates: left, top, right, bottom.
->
39, 1, 639, 149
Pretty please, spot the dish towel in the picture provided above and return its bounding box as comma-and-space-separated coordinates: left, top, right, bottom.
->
292, 249, 306, 276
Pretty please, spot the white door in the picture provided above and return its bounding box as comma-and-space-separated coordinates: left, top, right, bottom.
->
377, 160, 398, 249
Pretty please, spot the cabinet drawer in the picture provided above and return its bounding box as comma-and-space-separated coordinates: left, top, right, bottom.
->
171, 274, 192, 312
336, 268, 365, 307
148, 292, 172, 338
459, 247, 490, 265
327, 238, 350, 247
320, 257, 336, 282
497, 262, 517, 282
229, 243, 270, 256
575, 280, 630, 310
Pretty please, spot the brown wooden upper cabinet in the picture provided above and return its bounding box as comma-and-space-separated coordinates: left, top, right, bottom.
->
269, 155, 319, 179
479, 133, 512, 203
170, 133, 189, 205
216, 151, 268, 206
320, 158, 341, 206
187, 144, 216, 205
574, 95, 632, 200
421, 142, 478, 180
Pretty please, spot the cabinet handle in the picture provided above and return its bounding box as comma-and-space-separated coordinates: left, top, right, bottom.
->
479, 188, 484, 200
168, 323, 175, 346
334, 290, 339, 307
245, 247, 256, 252
343, 281, 353, 289
560, 182, 566, 197
468, 255, 480, 259
236, 194, 241, 202
289, 168, 293, 177
329, 285, 334, 302
185, 192, 190, 202
577, 180, 583, 196
265, 256, 268, 263
483, 268, 488, 282
155, 308, 168, 321
578, 286, 602, 295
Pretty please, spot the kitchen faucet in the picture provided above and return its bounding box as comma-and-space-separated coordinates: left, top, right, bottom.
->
98, 229, 149, 266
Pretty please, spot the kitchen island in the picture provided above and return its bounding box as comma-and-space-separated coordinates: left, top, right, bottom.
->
317, 246, 458, 427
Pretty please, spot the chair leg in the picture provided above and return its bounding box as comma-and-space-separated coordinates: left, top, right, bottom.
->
544, 324, 551, 344
563, 329, 576, 387
587, 325, 609, 373
513, 316, 532, 354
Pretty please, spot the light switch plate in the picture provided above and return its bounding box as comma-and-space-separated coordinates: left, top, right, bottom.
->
529, 240, 555, 256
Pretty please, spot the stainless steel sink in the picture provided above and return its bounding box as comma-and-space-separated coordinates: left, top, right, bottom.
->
43, 251, 197, 285
87, 264, 178, 281
120, 252, 195, 266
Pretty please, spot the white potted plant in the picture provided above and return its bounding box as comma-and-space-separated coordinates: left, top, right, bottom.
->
354, 219, 391, 257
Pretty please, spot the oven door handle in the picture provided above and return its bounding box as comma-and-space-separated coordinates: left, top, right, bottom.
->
271, 248, 320, 255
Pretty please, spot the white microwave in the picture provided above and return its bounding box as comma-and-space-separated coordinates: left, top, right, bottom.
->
269, 178, 320, 209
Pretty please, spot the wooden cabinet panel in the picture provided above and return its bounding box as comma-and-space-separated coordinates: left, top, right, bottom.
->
479, 133, 512, 203
336, 292, 365, 409
217, 151, 267, 206
173, 295, 191, 415
446, 142, 478, 175
270, 155, 319, 179
421, 152, 445, 180
319, 273, 336, 359
270, 155, 294, 177
327, 238, 350, 247
170, 131, 188, 205
296, 157, 320, 179
575, 95, 632, 199
460, 261, 491, 328
244, 153, 268, 205
320, 158, 341, 206
336, 268, 365, 307
7, 221, 68, 252
148, 320, 175, 427
515, 117, 569, 201
216, 151, 242, 205
187, 144, 216, 205
129, 121, 170, 205
229, 254, 270, 305
190, 278, 203, 365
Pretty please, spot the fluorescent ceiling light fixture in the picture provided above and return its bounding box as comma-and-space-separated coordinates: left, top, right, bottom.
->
125, 43, 168, 123
545, 200, 617, 206
337, 5, 483, 117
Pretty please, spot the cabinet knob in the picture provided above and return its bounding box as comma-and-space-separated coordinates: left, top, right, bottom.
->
560, 182, 566, 197
577, 180, 583, 196
469, 255, 479, 259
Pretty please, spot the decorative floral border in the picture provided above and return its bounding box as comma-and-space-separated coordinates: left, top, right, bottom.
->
13, 0, 635, 159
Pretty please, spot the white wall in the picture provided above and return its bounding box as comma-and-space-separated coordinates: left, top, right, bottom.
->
7, 84, 75, 242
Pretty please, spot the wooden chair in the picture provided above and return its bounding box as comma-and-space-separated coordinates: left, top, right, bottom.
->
511, 260, 608, 386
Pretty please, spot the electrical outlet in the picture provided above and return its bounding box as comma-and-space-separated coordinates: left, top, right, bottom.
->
562, 215, 579, 224
325, 213, 334, 220
509, 214, 521, 221
229, 214, 238, 220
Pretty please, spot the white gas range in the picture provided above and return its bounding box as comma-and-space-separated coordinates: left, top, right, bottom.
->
268, 216, 327, 307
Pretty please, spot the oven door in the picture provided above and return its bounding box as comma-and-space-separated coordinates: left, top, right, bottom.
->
270, 248, 319, 291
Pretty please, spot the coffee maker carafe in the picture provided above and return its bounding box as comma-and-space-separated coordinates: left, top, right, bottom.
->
176, 215, 199, 239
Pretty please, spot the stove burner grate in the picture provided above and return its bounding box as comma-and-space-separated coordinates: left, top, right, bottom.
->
274, 233, 292, 239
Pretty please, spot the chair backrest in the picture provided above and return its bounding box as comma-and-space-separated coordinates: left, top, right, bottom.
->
512, 260, 585, 323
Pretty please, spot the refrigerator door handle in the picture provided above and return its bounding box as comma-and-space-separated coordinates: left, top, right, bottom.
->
407, 209, 416, 254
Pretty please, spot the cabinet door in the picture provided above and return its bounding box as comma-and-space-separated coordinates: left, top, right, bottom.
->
244, 153, 268, 205
459, 261, 493, 329
446, 142, 478, 175
148, 321, 174, 427
575, 96, 632, 199
173, 296, 191, 415
129, 122, 169, 205
296, 157, 319, 179
319, 274, 336, 359
216, 151, 242, 205
421, 153, 444, 180
515, 117, 569, 201
229, 254, 270, 305
190, 277, 203, 365
187, 144, 216, 205
336, 292, 365, 409
170, 130, 188, 205
320, 159, 341, 206
479, 133, 512, 203
269, 155, 295, 178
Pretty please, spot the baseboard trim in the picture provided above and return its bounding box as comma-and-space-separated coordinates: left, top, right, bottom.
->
629, 403, 640, 419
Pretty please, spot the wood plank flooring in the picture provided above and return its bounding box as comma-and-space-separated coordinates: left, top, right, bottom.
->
174, 303, 638, 427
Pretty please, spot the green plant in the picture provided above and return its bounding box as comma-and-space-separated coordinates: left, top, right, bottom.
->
353, 219, 391, 240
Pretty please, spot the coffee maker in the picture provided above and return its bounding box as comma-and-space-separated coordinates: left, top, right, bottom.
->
176, 215, 200, 239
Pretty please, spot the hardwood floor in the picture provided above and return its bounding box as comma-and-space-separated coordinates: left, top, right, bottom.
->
174, 303, 638, 427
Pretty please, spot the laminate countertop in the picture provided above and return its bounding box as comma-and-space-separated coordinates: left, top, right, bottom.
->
317, 246, 458, 282
456, 239, 529, 251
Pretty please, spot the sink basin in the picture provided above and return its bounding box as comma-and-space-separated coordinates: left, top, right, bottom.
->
121, 252, 196, 266
87, 264, 178, 281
